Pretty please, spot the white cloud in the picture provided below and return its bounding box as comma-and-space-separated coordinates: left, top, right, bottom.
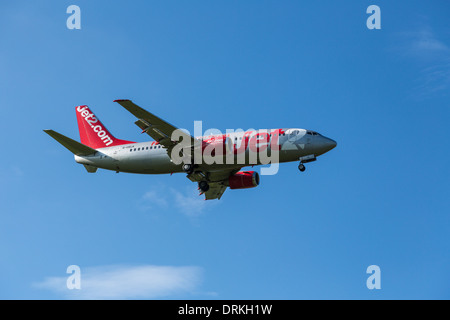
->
169, 187, 212, 217
396, 26, 450, 98
396, 26, 449, 59
142, 189, 169, 208
139, 185, 217, 217
410, 28, 449, 56
415, 60, 450, 96
34, 264, 203, 300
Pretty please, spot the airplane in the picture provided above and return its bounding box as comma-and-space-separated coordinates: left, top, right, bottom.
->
44, 100, 337, 200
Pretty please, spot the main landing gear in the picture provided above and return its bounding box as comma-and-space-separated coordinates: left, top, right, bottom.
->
298, 163, 306, 172
183, 163, 209, 193
198, 180, 210, 193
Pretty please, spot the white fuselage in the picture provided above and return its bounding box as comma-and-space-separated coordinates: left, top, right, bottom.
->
74, 128, 337, 174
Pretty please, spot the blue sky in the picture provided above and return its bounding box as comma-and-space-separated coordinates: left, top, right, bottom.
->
0, 0, 449, 299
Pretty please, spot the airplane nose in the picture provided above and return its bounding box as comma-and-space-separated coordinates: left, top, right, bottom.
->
327, 138, 337, 151
313, 137, 337, 155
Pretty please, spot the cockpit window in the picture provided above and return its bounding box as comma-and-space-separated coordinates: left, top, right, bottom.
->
306, 130, 319, 136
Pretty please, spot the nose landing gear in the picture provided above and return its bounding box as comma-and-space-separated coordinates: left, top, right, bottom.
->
298, 154, 316, 173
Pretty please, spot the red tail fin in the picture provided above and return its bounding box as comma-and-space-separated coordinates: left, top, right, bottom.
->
75, 105, 134, 149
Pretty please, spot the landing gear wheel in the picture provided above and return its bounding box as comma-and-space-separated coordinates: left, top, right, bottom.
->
183, 163, 194, 174
199, 181, 210, 192
298, 163, 306, 172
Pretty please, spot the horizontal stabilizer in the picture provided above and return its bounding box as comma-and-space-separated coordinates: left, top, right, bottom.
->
44, 129, 97, 156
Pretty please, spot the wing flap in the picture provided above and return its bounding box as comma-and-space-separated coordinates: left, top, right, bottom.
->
204, 183, 228, 200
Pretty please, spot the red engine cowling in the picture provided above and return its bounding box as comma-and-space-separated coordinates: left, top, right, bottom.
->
229, 171, 260, 189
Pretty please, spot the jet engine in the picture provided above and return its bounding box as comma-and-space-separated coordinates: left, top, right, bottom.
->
228, 171, 260, 189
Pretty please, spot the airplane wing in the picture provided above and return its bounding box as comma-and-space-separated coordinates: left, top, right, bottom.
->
204, 183, 228, 200
113, 99, 196, 151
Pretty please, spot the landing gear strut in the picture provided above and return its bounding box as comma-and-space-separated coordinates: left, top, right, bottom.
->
298, 155, 316, 172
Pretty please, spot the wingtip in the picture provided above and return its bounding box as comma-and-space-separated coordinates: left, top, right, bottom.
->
113, 99, 131, 103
